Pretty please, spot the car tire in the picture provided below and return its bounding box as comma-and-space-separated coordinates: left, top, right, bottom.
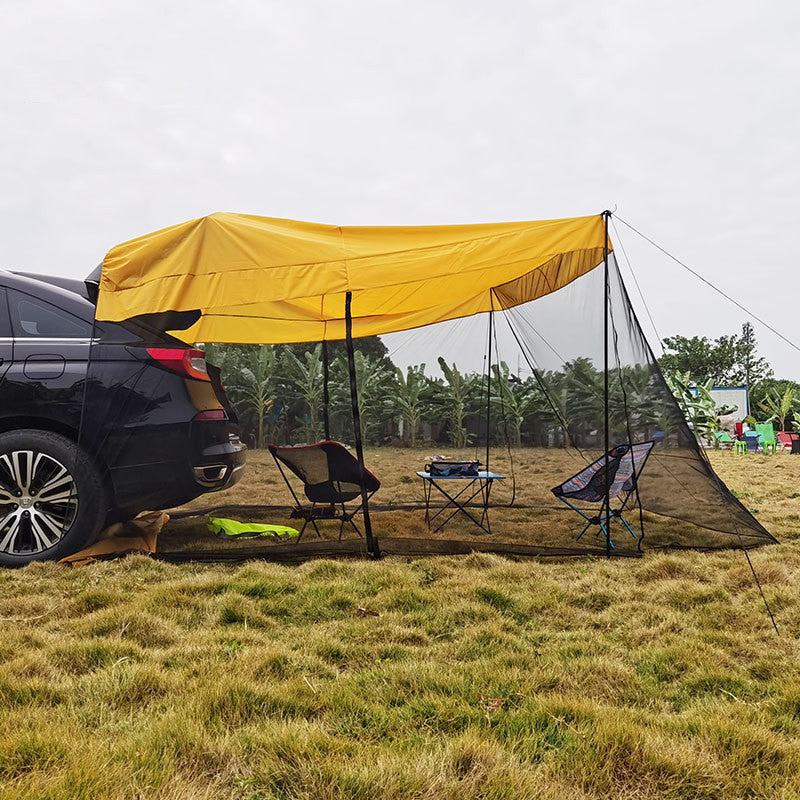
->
0, 430, 106, 567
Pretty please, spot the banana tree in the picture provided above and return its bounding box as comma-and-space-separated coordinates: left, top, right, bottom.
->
434, 358, 478, 448
559, 357, 614, 445
614, 363, 667, 440
225, 345, 278, 448
283, 344, 325, 442
330, 351, 395, 445
759, 387, 797, 432
489, 362, 545, 447
394, 364, 429, 447
667, 372, 734, 445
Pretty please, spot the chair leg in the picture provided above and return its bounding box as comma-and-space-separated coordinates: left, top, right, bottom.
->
337, 511, 363, 540
575, 519, 593, 541
598, 519, 615, 549
295, 515, 322, 543
618, 514, 639, 540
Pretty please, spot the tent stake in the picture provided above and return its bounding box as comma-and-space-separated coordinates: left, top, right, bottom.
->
345, 292, 381, 559
603, 210, 612, 557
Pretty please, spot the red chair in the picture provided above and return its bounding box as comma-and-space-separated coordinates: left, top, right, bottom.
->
268, 441, 380, 541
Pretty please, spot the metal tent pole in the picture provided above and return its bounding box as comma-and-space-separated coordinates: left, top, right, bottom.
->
603, 210, 612, 557
322, 340, 331, 440
344, 291, 380, 559
485, 303, 493, 475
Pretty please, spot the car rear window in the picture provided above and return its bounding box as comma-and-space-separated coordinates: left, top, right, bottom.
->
8, 290, 93, 338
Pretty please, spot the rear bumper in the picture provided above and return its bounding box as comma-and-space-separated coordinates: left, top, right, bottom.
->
191, 433, 247, 490
107, 424, 247, 516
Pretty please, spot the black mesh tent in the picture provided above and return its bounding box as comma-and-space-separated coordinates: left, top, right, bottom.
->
79, 210, 776, 561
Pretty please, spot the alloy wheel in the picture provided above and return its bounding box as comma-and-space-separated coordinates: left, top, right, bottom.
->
0, 450, 79, 555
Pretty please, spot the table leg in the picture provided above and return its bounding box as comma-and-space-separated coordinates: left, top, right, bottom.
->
479, 479, 494, 534
428, 479, 492, 534
427, 480, 478, 526
422, 479, 432, 529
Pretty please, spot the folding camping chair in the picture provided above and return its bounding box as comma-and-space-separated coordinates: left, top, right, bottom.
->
755, 423, 777, 454
551, 441, 654, 549
268, 441, 380, 542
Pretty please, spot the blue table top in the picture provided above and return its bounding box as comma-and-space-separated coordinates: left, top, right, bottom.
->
416, 471, 505, 480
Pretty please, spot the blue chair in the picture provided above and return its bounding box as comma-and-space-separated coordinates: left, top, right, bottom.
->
551, 441, 654, 548
743, 430, 760, 452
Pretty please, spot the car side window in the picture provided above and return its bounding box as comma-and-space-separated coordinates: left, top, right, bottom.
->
0, 290, 11, 338
7, 289, 93, 338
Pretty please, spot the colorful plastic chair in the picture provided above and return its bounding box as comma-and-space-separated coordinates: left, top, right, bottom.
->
714, 430, 735, 449
755, 423, 777, 454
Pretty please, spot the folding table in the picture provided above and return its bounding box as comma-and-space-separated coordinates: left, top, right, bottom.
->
417, 471, 504, 534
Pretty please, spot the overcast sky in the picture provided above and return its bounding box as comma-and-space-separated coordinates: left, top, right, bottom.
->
1, 1, 798, 376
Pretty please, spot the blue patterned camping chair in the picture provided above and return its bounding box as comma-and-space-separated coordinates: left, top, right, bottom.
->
551, 441, 654, 548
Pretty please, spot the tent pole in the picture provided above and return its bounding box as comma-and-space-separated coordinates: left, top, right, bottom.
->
485, 300, 493, 475
603, 210, 612, 557
345, 291, 381, 559
322, 340, 331, 440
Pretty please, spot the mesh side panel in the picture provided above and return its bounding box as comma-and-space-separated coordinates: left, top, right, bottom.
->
607, 256, 774, 547
495, 253, 774, 550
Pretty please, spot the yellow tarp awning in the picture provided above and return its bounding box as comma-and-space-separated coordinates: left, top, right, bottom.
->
97, 212, 609, 343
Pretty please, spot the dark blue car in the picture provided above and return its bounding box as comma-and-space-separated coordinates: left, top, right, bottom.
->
0, 270, 246, 565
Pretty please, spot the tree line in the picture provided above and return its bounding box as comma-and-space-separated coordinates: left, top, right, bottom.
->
659, 321, 800, 438
203, 321, 797, 450
205, 339, 692, 450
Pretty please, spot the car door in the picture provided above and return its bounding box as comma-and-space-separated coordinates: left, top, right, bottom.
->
0, 288, 13, 385
5, 287, 94, 429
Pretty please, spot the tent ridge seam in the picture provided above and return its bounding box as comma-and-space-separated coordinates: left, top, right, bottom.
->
101, 245, 608, 304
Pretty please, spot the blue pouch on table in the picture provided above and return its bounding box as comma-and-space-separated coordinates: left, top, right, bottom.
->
425, 461, 480, 477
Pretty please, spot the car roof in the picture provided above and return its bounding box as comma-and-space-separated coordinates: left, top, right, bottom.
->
10, 271, 92, 300
0, 270, 96, 322
0, 269, 190, 347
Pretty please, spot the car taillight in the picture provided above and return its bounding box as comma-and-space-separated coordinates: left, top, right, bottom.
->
194, 409, 228, 420
145, 348, 211, 381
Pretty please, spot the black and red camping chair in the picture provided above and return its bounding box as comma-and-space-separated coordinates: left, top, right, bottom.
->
551, 441, 654, 548
268, 441, 380, 542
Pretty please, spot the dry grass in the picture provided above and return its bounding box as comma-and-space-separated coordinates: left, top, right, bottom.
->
1, 450, 799, 799
163, 447, 786, 553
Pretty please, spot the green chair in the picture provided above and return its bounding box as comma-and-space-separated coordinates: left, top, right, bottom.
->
714, 430, 735, 449
734, 439, 747, 454
755, 423, 777, 454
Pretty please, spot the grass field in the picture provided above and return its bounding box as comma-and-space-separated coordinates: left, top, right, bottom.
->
1, 450, 799, 799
